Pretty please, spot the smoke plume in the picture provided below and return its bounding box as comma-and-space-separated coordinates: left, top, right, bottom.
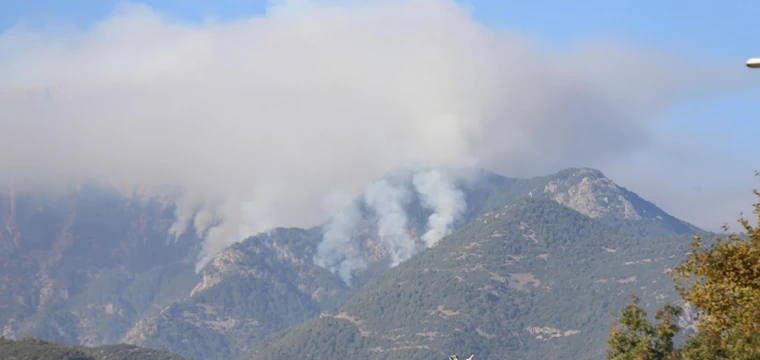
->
363, 179, 416, 267
413, 169, 467, 247
314, 168, 467, 284
314, 198, 366, 286
0, 0, 749, 271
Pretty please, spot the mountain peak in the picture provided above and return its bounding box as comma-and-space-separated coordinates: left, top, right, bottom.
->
543, 167, 640, 221
538, 168, 700, 235
551, 167, 607, 180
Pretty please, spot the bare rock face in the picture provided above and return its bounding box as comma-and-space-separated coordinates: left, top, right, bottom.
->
544, 168, 642, 221
677, 301, 698, 332
538, 168, 700, 236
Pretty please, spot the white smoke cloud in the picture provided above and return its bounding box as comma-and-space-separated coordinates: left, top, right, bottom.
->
363, 179, 416, 267
413, 169, 467, 247
314, 200, 366, 285
314, 167, 467, 284
0, 0, 750, 271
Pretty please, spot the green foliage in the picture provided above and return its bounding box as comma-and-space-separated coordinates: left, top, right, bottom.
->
255, 317, 373, 360
255, 197, 698, 360
673, 181, 760, 359
91, 343, 190, 360
0, 337, 95, 360
0, 336, 188, 360
608, 173, 760, 360
607, 295, 681, 360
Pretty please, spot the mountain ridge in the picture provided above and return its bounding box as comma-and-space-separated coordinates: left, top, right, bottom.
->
478, 167, 701, 237
252, 196, 700, 359
0, 166, 710, 360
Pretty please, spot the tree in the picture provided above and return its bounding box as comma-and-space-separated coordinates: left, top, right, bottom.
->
607, 294, 680, 360
672, 173, 760, 359
608, 172, 760, 359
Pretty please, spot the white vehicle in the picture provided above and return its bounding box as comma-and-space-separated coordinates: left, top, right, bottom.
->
747, 58, 760, 68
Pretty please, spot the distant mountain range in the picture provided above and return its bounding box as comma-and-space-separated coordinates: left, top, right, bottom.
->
0, 167, 713, 359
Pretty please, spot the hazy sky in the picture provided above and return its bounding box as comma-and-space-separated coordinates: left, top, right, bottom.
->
1, 0, 759, 239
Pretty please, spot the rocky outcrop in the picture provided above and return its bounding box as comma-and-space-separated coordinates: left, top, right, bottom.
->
544, 168, 642, 221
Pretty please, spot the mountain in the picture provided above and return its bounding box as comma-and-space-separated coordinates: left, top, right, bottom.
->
0, 167, 710, 360
0, 180, 202, 346
249, 168, 708, 360
252, 197, 700, 359
119, 167, 512, 360
479, 168, 700, 236
122, 227, 352, 360
0, 336, 188, 360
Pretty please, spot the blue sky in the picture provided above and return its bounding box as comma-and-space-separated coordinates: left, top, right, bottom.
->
4, 0, 758, 56
475, 1, 760, 167
4, 0, 758, 58
1, 0, 759, 229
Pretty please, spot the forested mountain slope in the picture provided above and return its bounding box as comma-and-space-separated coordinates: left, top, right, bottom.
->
0, 167, 709, 360
253, 198, 701, 360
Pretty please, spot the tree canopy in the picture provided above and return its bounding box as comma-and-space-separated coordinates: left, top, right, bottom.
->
608, 173, 760, 360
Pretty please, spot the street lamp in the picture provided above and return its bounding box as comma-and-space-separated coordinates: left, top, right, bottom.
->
747, 58, 760, 68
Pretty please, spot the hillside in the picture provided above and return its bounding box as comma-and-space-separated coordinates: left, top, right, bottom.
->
0, 167, 709, 359
253, 197, 701, 360
120, 168, 512, 360
0, 336, 188, 360
122, 227, 352, 360
0, 180, 202, 345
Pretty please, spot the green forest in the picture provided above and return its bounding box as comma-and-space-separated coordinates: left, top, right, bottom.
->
0, 336, 188, 360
